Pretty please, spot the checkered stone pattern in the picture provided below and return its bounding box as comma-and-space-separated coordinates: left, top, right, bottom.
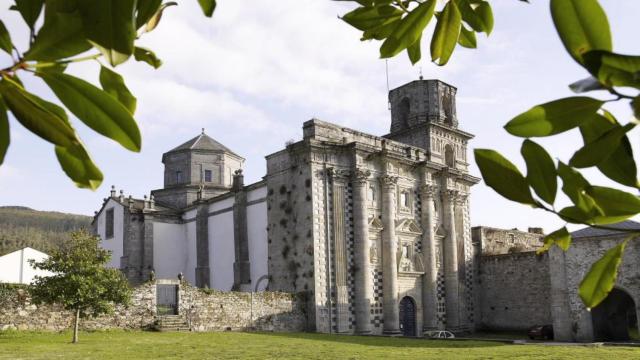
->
345, 183, 356, 330
326, 177, 339, 333
462, 199, 475, 325
435, 239, 447, 327
370, 269, 384, 328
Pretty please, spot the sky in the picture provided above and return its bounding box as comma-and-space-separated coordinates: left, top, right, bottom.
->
0, 0, 638, 233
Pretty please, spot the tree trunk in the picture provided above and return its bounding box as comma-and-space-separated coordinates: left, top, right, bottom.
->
72, 308, 80, 343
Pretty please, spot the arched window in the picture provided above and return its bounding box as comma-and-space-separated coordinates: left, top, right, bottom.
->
398, 97, 410, 128
445, 145, 455, 167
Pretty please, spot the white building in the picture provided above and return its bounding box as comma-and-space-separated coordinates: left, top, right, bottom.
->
0, 247, 52, 284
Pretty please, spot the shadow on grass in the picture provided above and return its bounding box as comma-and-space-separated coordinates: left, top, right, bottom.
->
251, 331, 508, 349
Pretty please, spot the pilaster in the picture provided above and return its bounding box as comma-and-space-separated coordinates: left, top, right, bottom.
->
195, 204, 211, 288
233, 171, 251, 291
380, 174, 401, 335
443, 189, 459, 329
331, 169, 350, 332
420, 183, 439, 331
352, 168, 373, 334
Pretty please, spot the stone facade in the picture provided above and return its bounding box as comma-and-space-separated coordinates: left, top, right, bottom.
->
0, 282, 305, 332
477, 252, 552, 330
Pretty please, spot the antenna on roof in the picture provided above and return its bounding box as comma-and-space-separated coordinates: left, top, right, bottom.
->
419, 66, 423, 80
386, 59, 391, 110
201, 128, 205, 135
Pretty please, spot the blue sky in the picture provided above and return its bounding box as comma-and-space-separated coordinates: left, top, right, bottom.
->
0, 0, 638, 233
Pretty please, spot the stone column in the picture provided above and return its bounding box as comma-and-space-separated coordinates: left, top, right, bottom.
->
332, 170, 350, 333
420, 184, 438, 331
232, 170, 251, 291
380, 174, 401, 335
352, 168, 372, 334
443, 189, 459, 329
195, 204, 211, 288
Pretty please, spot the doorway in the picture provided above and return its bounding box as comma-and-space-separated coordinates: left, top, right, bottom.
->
399, 296, 417, 337
591, 288, 638, 341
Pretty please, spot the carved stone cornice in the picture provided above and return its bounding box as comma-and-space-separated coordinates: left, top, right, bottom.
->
445, 189, 459, 202
378, 175, 398, 188
420, 184, 438, 198
455, 192, 468, 206
351, 168, 371, 185
332, 168, 352, 181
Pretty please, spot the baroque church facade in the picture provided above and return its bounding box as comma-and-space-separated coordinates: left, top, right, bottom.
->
94, 79, 479, 335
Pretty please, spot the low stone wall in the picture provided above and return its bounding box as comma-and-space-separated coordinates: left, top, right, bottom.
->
0, 281, 306, 332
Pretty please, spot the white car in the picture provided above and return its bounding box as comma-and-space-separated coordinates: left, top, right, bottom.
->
425, 330, 456, 339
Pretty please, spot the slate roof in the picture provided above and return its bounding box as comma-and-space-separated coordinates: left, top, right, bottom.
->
571, 220, 640, 239
167, 132, 243, 159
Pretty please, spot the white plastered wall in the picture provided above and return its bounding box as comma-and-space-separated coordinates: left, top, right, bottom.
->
209, 197, 235, 290
0, 247, 53, 284
96, 199, 124, 268
183, 208, 198, 285
153, 222, 187, 280
247, 186, 268, 291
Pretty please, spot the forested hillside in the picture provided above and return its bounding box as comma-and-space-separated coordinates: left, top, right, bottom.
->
0, 206, 92, 256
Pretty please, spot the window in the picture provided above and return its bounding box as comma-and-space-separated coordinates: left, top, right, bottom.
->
204, 169, 212, 182
176, 170, 183, 184
444, 145, 455, 167
400, 191, 410, 208
368, 185, 376, 202
105, 208, 114, 239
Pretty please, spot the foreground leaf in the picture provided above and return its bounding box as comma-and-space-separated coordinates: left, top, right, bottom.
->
78, 0, 137, 66
430, 0, 462, 66
0, 97, 9, 164
38, 72, 141, 152
134, 47, 162, 69
583, 51, 640, 89
56, 143, 103, 190
537, 227, 571, 254
585, 186, 640, 218
145, 2, 178, 33
0, 77, 77, 148
15, 0, 44, 31
568, 76, 605, 93
570, 123, 635, 168
0, 20, 13, 54
380, 0, 436, 59
474, 1, 493, 35
135, 0, 162, 29
474, 149, 535, 205
99, 66, 137, 114
341, 5, 402, 31
557, 162, 599, 216
504, 97, 603, 137
580, 113, 638, 188
457, 25, 477, 49
198, 0, 217, 17
550, 0, 611, 65
24, 11, 91, 61
579, 239, 628, 309
407, 34, 421, 65
521, 139, 556, 205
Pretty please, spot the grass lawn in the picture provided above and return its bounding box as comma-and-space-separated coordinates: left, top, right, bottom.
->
1, 330, 639, 360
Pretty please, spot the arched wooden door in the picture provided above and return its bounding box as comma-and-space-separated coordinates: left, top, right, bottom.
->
399, 296, 417, 337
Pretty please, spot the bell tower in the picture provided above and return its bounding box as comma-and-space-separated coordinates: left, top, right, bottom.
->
385, 79, 472, 171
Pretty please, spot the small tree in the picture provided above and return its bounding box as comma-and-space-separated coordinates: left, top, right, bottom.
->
30, 230, 131, 343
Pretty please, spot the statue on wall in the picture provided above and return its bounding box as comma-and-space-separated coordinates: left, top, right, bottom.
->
370, 241, 378, 264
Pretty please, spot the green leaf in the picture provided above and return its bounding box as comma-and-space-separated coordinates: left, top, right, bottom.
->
430, 0, 461, 66
474, 1, 493, 35
580, 113, 639, 188
0, 20, 13, 55
0, 77, 77, 148
407, 34, 421, 65
504, 97, 603, 137
557, 162, 600, 217
455, 0, 484, 33
579, 239, 628, 309
38, 72, 141, 152
15, 0, 44, 30
457, 25, 477, 49
99, 66, 137, 114
77, 0, 137, 66
341, 5, 403, 31
133, 47, 162, 69
198, 0, 217, 17
569, 76, 605, 93
633, 96, 640, 121
550, 0, 611, 65
135, 0, 162, 29
570, 123, 635, 168
583, 51, 640, 89
521, 139, 556, 205
361, 17, 401, 41
537, 227, 571, 254
585, 186, 640, 218
0, 96, 9, 164
380, 0, 436, 59
144, 2, 178, 33
24, 11, 92, 61
474, 149, 536, 205
55, 143, 103, 190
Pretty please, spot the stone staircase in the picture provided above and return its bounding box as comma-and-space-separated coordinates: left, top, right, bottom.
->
153, 315, 190, 332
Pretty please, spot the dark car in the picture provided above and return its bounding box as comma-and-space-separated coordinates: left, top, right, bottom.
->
528, 325, 554, 340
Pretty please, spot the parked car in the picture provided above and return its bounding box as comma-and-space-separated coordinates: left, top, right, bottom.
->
425, 330, 456, 339
528, 325, 554, 340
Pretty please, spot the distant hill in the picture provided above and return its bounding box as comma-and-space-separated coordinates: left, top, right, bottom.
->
0, 206, 92, 256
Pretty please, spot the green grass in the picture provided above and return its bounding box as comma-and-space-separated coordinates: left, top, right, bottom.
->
0, 330, 638, 360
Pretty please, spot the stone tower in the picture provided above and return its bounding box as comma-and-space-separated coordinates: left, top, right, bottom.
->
152, 130, 244, 209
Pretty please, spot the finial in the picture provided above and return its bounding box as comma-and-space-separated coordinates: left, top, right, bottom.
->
419, 67, 423, 80
201, 127, 205, 135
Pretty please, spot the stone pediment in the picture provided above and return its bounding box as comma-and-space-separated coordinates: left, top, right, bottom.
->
368, 217, 384, 231
395, 219, 423, 235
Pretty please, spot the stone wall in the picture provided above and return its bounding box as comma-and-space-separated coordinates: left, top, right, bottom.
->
473, 226, 544, 255
0, 282, 306, 332
477, 252, 552, 331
